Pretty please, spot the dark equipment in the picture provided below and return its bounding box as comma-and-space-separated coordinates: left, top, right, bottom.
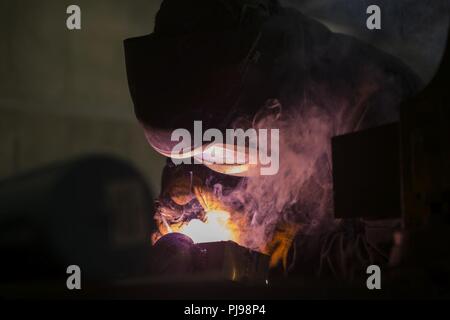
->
332, 122, 401, 220
331, 28, 450, 297
331, 29, 449, 223
0, 155, 155, 283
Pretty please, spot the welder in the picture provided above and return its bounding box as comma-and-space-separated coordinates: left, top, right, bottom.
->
124, 0, 421, 279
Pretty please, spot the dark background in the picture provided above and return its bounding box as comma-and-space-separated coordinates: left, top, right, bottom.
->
0, 0, 448, 194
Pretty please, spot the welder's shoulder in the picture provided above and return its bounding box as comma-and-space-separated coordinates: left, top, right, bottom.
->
282, 7, 422, 97
333, 32, 421, 96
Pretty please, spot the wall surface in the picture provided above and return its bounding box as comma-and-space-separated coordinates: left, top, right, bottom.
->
0, 0, 165, 194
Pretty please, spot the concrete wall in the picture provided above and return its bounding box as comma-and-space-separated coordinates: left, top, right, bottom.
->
0, 0, 165, 194
0, 109, 165, 193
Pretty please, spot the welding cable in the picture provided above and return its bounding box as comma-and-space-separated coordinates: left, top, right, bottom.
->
317, 223, 376, 280
362, 230, 390, 263
354, 233, 372, 275
318, 231, 341, 278
339, 231, 348, 278
362, 219, 396, 262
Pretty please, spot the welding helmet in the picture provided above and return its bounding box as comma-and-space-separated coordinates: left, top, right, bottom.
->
124, 0, 281, 175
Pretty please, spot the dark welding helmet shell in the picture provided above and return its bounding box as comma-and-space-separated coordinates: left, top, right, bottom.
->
124, 0, 280, 156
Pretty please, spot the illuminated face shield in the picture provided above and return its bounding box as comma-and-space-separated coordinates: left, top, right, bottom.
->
197, 143, 262, 176
144, 127, 262, 177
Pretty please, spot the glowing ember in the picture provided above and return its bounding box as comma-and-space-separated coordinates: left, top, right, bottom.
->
177, 210, 236, 244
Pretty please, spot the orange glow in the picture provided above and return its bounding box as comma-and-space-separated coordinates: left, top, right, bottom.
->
176, 210, 237, 244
